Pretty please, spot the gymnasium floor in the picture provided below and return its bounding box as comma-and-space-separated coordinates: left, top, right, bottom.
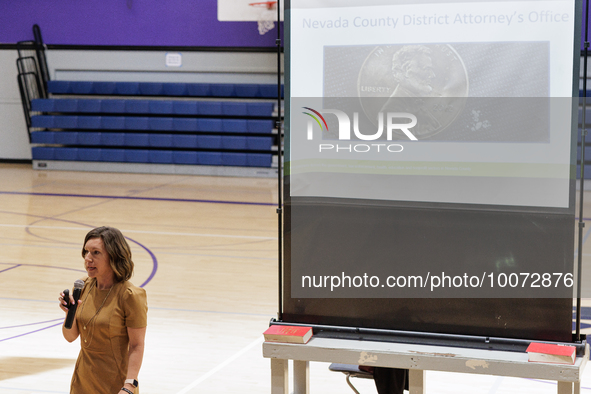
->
0, 163, 590, 394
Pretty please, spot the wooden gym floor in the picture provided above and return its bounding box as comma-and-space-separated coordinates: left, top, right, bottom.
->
0, 163, 591, 394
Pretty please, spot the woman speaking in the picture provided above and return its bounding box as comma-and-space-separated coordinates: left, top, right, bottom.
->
59, 226, 148, 394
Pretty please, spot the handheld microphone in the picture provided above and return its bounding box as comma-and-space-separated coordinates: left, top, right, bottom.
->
64, 279, 84, 329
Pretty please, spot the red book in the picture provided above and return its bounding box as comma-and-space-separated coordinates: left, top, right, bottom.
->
526, 342, 576, 365
263, 325, 313, 344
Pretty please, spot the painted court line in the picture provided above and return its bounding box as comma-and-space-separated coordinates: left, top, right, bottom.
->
175, 336, 264, 394
0, 223, 277, 240
0, 191, 276, 206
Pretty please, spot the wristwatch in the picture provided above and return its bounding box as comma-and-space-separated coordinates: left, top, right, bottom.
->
124, 379, 139, 388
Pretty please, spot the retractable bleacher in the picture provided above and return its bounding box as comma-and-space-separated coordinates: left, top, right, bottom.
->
27, 80, 282, 177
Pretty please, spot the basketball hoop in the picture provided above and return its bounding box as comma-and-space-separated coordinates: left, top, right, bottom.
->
249, 1, 278, 35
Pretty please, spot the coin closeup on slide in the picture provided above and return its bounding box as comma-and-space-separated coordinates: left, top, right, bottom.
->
357, 44, 469, 139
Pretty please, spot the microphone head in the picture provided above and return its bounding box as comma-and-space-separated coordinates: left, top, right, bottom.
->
73, 279, 85, 289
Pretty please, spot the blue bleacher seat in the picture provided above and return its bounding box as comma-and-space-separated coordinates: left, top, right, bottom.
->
222, 136, 247, 150
78, 99, 102, 113
101, 149, 126, 162
101, 100, 126, 113
197, 119, 222, 132
125, 117, 149, 130
54, 131, 78, 145
248, 103, 274, 116
248, 120, 274, 133
93, 82, 117, 95
148, 118, 173, 131
247, 136, 273, 150
149, 150, 174, 164
223, 120, 247, 133
173, 151, 198, 165
197, 135, 222, 149
139, 83, 163, 95
259, 84, 283, 98
116, 82, 140, 95
124, 133, 150, 147
235, 84, 259, 98
70, 81, 94, 94
30, 131, 55, 144
78, 148, 102, 161
223, 102, 248, 116
247, 153, 272, 167
47, 80, 70, 94
53, 116, 78, 129
102, 116, 125, 129
187, 83, 211, 96
32, 146, 55, 160
222, 153, 247, 166
199, 102, 222, 115
31, 99, 54, 112
172, 101, 198, 115
54, 99, 78, 112
149, 101, 173, 114
78, 132, 102, 145
54, 147, 78, 161
172, 135, 198, 148
163, 83, 187, 96
78, 116, 102, 129
31, 115, 54, 128
149, 117, 174, 131
173, 118, 198, 132
149, 134, 173, 147
102, 133, 125, 146
125, 149, 150, 163
211, 84, 235, 97
126, 100, 150, 113
198, 152, 222, 165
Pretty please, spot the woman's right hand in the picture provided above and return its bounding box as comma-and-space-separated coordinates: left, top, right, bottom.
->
58, 291, 73, 313
60, 291, 82, 342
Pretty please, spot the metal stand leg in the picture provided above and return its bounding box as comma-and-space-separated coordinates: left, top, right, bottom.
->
557, 381, 573, 394
408, 369, 425, 394
294, 360, 309, 394
271, 359, 289, 394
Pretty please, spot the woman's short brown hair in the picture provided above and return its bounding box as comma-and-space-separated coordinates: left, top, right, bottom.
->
82, 226, 134, 282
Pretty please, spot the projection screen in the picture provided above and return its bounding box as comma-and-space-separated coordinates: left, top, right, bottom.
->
283, 0, 582, 342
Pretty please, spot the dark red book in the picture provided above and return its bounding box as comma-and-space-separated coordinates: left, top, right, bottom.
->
263, 325, 313, 344
526, 342, 576, 365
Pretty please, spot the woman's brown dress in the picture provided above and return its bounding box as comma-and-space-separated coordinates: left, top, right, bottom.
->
70, 277, 147, 394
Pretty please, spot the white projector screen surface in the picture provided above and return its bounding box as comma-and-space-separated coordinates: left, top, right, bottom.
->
287, 0, 578, 209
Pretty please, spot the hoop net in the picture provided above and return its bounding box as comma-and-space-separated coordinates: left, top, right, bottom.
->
249, 1, 277, 35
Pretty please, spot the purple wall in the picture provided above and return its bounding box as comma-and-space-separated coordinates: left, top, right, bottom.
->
0, 0, 277, 47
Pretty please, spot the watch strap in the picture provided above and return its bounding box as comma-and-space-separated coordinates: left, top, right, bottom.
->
124, 378, 138, 388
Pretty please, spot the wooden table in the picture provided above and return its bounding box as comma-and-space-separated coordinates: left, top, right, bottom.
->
263, 336, 589, 394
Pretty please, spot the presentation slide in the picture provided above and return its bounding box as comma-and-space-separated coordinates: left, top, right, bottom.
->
288, 0, 577, 209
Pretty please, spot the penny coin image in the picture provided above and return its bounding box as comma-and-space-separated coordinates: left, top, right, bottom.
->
357, 44, 469, 139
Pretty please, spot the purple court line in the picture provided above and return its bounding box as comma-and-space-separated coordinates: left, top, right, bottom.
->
0, 322, 62, 343
0, 191, 275, 206
525, 378, 591, 390
0, 263, 86, 274
0, 264, 21, 273
0, 318, 63, 330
